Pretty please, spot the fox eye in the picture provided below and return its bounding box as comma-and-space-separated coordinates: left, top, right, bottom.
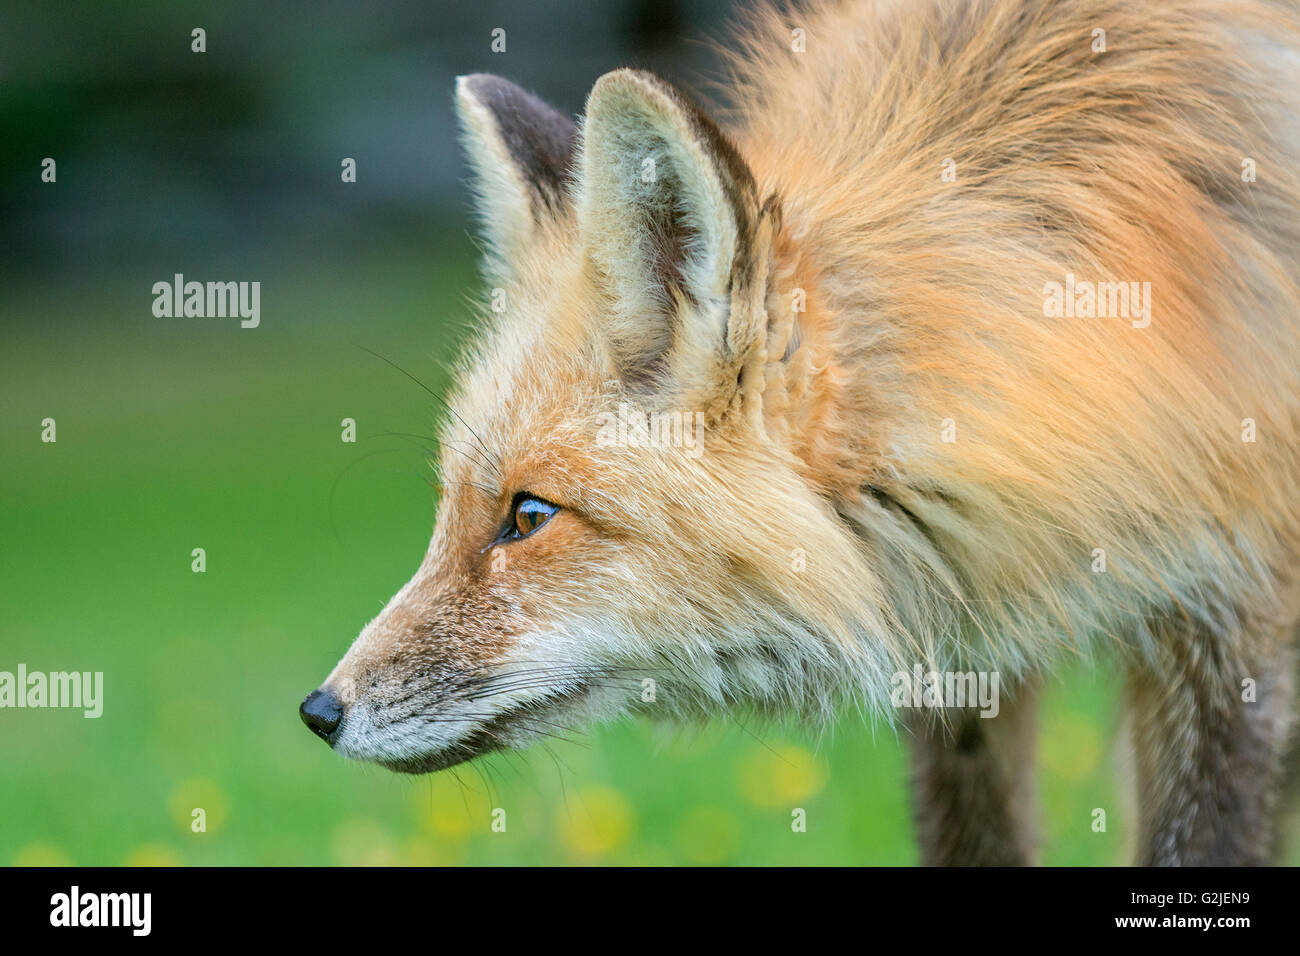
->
509, 495, 558, 540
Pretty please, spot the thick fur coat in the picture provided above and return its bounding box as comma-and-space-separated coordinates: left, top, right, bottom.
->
304, 0, 1300, 865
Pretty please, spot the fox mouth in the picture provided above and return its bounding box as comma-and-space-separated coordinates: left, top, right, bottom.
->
316, 662, 644, 773
374, 685, 589, 775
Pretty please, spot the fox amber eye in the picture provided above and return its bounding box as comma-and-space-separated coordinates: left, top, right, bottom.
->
512, 496, 557, 538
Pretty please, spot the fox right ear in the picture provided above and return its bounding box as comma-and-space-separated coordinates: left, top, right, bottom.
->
455, 74, 577, 274
577, 70, 767, 410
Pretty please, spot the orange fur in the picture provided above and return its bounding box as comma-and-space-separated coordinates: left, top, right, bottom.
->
307, 0, 1300, 864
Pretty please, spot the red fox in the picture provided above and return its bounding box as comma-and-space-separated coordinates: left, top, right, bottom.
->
302, 0, 1300, 865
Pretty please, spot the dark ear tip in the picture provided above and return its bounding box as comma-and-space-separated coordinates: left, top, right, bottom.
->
456, 73, 541, 117
455, 72, 579, 219
456, 73, 575, 135
455, 73, 507, 107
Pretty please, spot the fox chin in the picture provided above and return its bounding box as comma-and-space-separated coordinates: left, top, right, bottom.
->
302, 0, 1300, 866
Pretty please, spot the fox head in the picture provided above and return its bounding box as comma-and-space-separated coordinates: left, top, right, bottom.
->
301, 70, 909, 773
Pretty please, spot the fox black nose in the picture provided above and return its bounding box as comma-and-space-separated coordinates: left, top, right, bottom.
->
300, 688, 343, 743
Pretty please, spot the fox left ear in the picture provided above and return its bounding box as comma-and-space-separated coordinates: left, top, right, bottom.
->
456, 74, 577, 275
579, 69, 774, 409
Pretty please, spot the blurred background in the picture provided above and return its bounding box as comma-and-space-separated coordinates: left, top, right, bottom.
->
2, 0, 1286, 866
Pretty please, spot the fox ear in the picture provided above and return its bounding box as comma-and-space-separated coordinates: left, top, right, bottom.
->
455, 74, 577, 273
579, 69, 767, 402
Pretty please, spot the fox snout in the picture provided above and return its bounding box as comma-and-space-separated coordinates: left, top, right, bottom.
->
298, 536, 647, 774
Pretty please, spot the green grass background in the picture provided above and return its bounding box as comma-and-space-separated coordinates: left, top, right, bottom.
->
2, 239, 1292, 866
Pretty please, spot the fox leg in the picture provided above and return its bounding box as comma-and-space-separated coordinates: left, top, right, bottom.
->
907, 679, 1039, 866
1128, 615, 1296, 866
